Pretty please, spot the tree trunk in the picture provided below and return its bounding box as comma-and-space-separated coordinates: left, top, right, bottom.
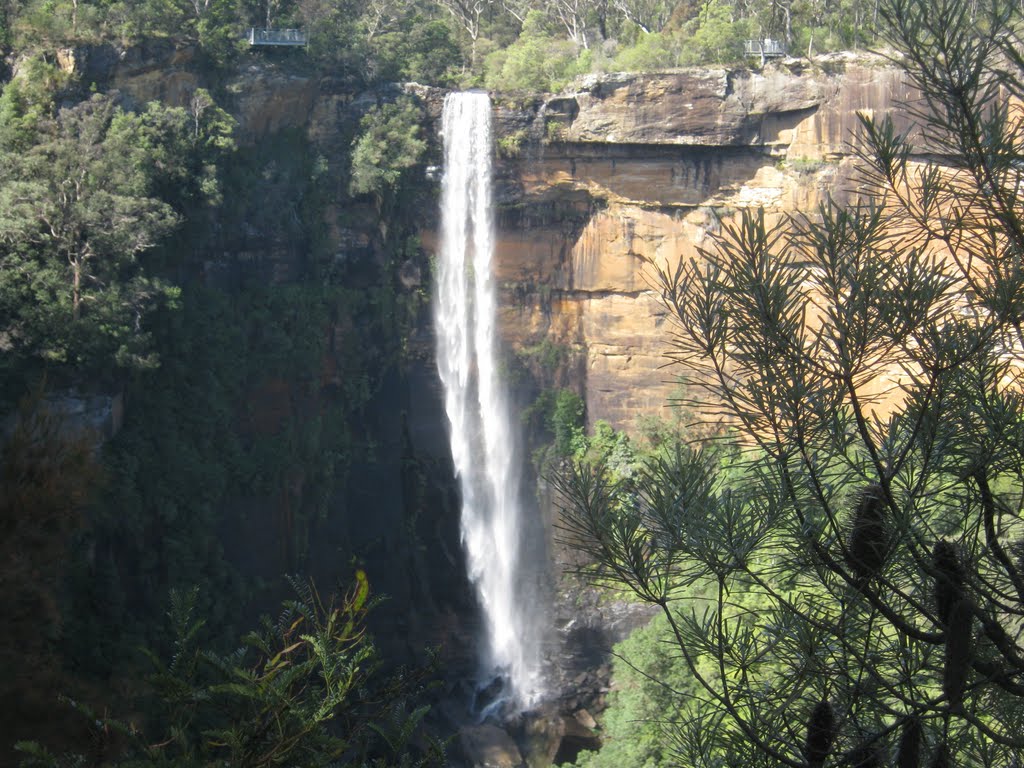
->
71, 256, 81, 321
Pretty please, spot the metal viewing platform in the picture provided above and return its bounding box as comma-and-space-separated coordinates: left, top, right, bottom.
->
248, 28, 308, 46
745, 38, 786, 64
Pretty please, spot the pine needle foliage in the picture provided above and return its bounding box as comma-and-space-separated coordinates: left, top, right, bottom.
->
557, 0, 1024, 764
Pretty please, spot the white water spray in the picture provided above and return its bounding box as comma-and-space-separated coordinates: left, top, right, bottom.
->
435, 91, 543, 711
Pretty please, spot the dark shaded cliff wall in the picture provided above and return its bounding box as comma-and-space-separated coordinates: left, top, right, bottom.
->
30, 43, 480, 701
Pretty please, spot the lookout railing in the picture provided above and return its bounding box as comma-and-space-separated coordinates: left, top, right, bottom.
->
248, 28, 308, 46
744, 38, 786, 63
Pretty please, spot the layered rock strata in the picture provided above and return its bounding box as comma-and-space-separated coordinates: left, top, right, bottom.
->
492, 59, 916, 432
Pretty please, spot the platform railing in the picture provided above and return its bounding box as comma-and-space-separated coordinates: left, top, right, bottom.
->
744, 39, 786, 58
248, 28, 308, 46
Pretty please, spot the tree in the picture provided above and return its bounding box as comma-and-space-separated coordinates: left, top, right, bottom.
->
677, 0, 753, 65
545, 0, 593, 47
0, 93, 180, 375
558, 0, 1024, 764
433, 0, 489, 44
138, 88, 237, 238
360, 1, 463, 84
484, 9, 585, 91
349, 97, 427, 200
611, 0, 675, 33
160, 0, 239, 61
298, 0, 368, 72
0, 81, 235, 388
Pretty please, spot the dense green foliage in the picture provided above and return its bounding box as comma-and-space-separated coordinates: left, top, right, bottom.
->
575, 613, 691, 768
559, 0, 1024, 765
0, 0, 886, 94
0, 62, 234, 396
0, 90, 176, 379
0, 1, 438, 760
349, 97, 427, 198
17, 575, 444, 768
484, 10, 588, 92
62, 279, 393, 675
524, 387, 586, 461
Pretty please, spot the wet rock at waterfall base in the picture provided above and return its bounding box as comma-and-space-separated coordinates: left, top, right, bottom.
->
459, 724, 524, 768
574, 708, 598, 730
554, 714, 602, 765
472, 674, 513, 720
515, 704, 601, 768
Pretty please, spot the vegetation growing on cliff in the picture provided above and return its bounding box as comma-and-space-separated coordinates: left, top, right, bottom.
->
0, 0, 885, 93
349, 97, 427, 199
0, 52, 239, 390
559, 0, 1024, 765
0, 0, 445, 762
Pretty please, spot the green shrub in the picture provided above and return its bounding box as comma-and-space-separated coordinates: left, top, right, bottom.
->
788, 155, 826, 174
496, 129, 528, 158
523, 387, 586, 461
349, 97, 427, 198
552, 389, 586, 457
676, 0, 753, 65
611, 31, 678, 71
484, 10, 585, 92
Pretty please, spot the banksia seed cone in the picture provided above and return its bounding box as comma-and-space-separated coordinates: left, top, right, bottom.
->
804, 700, 836, 768
896, 717, 922, 768
847, 483, 887, 579
930, 743, 951, 768
849, 742, 883, 768
1013, 538, 1024, 577
943, 598, 974, 710
933, 541, 964, 626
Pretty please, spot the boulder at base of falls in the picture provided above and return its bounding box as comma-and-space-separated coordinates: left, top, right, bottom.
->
459, 724, 524, 768
517, 706, 603, 767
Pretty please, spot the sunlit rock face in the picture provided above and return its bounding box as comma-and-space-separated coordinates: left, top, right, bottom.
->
489, 57, 916, 433
553, 63, 916, 152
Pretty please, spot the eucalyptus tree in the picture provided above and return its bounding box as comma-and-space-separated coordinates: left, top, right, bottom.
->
611, 0, 675, 32
545, 0, 593, 46
558, 0, 1024, 764
0, 92, 180, 375
0, 85, 235, 383
434, 0, 490, 42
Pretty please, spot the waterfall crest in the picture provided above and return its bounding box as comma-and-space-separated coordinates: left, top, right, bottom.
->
435, 91, 543, 711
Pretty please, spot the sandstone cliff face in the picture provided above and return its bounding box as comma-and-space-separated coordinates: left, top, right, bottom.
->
59, 41, 324, 144
52, 43, 915, 436
492, 58, 915, 433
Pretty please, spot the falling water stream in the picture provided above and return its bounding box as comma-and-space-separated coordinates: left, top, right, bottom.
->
435, 91, 543, 713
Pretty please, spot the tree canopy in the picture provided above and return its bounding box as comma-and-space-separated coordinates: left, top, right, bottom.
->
0, 0, 891, 91
0, 91, 179, 378
0, 75, 236, 391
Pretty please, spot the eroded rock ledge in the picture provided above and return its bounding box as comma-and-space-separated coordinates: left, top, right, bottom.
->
491, 57, 916, 433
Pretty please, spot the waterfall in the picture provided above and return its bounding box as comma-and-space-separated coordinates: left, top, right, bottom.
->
435, 91, 544, 712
